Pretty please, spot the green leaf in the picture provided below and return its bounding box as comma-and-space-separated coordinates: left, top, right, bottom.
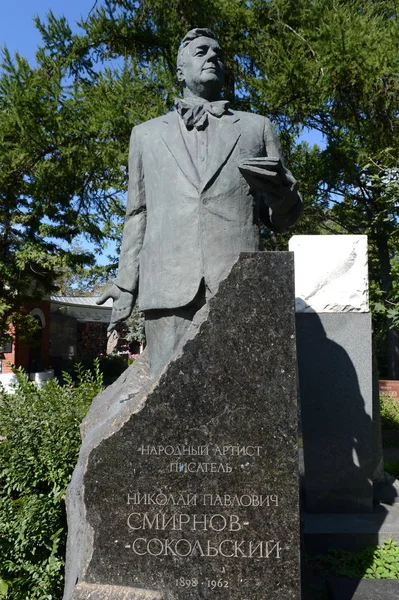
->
0, 579, 8, 598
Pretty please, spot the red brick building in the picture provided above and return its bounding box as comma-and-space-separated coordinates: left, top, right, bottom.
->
0, 300, 53, 390
0, 296, 115, 389
49, 296, 112, 370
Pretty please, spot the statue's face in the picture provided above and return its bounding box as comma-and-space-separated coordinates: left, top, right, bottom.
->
179, 36, 225, 100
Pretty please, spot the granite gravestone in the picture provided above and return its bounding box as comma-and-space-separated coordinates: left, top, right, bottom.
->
290, 235, 378, 512
64, 253, 300, 600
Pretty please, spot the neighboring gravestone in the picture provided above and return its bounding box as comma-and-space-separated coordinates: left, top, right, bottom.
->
289, 235, 378, 513
64, 253, 300, 600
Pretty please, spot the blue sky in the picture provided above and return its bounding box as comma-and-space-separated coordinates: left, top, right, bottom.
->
1, 1, 95, 62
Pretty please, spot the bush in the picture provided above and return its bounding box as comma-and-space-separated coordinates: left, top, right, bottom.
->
98, 354, 128, 382
380, 393, 399, 430
384, 461, 399, 480
60, 354, 128, 386
0, 362, 103, 599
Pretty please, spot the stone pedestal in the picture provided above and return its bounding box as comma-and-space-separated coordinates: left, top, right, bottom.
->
64, 253, 300, 600
290, 235, 378, 513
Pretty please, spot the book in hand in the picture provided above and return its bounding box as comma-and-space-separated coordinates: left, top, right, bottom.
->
238, 157, 288, 190
239, 157, 299, 213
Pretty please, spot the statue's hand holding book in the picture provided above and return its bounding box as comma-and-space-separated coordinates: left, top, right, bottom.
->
239, 157, 299, 214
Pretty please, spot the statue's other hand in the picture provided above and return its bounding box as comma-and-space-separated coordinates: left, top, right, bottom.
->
97, 284, 136, 333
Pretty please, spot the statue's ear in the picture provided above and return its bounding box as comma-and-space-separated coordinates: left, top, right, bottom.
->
177, 67, 184, 83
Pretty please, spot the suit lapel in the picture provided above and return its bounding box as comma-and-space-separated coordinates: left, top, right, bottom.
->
200, 111, 241, 193
161, 110, 241, 194
161, 112, 200, 192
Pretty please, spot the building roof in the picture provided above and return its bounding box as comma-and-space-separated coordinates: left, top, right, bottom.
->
50, 295, 112, 323
50, 295, 113, 308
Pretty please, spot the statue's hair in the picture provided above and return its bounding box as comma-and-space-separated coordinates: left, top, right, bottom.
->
176, 28, 217, 71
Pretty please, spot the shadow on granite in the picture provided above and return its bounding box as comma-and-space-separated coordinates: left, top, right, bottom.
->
327, 576, 399, 600
297, 311, 374, 513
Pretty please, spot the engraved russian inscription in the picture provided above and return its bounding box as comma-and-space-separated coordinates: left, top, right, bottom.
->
122, 438, 284, 592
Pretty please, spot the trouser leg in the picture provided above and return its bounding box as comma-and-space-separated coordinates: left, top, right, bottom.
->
144, 281, 207, 376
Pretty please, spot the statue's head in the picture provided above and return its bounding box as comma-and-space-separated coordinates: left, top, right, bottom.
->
177, 28, 225, 101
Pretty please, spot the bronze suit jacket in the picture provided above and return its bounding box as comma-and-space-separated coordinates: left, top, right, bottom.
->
116, 109, 302, 311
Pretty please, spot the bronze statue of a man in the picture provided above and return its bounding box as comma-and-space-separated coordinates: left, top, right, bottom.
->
100, 28, 302, 374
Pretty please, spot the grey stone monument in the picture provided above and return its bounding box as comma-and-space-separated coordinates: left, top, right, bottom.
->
290, 235, 376, 512
64, 253, 300, 600
64, 27, 303, 600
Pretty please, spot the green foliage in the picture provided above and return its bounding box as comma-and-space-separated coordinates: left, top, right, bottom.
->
380, 393, 399, 431
124, 304, 145, 345
97, 354, 128, 382
384, 461, 399, 480
0, 578, 8, 599
0, 49, 96, 334
0, 363, 102, 599
313, 538, 399, 579
54, 245, 118, 296
62, 355, 128, 385
241, 0, 399, 374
